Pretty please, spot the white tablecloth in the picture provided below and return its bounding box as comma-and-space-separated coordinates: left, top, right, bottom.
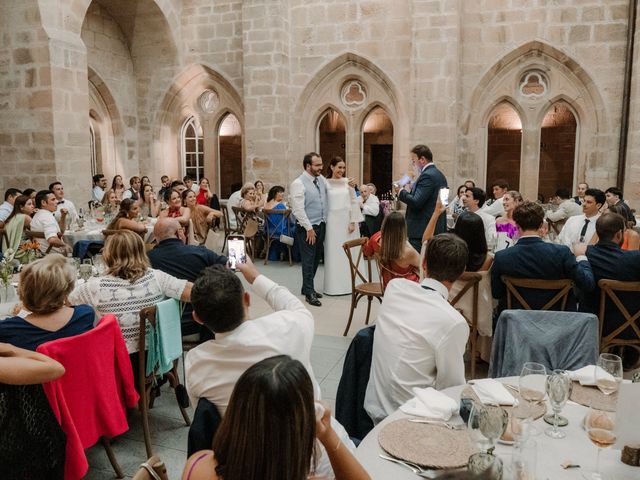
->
355, 377, 638, 479
63, 221, 154, 245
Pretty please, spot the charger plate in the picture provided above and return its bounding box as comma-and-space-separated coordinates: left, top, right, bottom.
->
378, 419, 477, 469
461, 385, 546, 420
570, 382, 617, 412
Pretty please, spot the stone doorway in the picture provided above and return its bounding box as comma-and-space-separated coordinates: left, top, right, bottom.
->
486, 102, 522, 194
538, 102, 577, 201
218, 113, 243, 198
317, 109, 346, 174
362, 107, 394, 194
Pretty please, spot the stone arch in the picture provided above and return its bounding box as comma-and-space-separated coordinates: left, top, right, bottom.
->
316, 107, 348, 173
463, 41, 609, 199
294, 52, 407, 183
155, 64, 245, 194
87, 67, 125, 180
358, 102, 395, 193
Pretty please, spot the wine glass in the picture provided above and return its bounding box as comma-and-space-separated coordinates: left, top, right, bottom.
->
93, 254, 105, 275
544, 369, 573, 439
468, 403, 508, 454
595, 353, 623, 395
584, 406, 616, 479
519, 362, 547, 435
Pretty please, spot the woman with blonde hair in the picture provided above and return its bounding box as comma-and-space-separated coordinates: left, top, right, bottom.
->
69, 230, 192, 354
182, 189, 222, 244
0, 255, 95, 351
100, 189, 119, 214
106, 198, 147, 235
239, 182, 261, 212
495, 190, 523, 239
364, 212, 421, 287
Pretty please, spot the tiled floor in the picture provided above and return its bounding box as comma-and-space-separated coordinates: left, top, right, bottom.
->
86, 261, 369, 479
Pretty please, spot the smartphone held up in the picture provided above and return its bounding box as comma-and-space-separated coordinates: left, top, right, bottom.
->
439, 187, 450, 207
227, 235, 247, 270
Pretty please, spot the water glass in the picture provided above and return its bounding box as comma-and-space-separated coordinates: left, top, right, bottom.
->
595, 353, 623, 395
468, 453, 503, 479
468, 403, 508, 453
544, 370, 572, 438
79, 264, 93, 282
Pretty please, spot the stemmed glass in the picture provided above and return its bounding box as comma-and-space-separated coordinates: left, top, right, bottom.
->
584, 406, 616, 479
595, 353, 623, 395
544, 369, 573, 438
468, 403, 508, 454
519, 362, 547, 435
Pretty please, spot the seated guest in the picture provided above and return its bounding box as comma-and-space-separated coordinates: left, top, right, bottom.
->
365, 212, 420, 287
226, 183, 243, 228
122, 176, 142, 201
254, 180, 267, 207
0, 188, 22, 223
2, 195, 35, 255
22, 188, 36, 201
462, 187, 496, 243
184, 175, 198, 193
106, 198, 147, 235
608, 203, 640, 250
91, 174, 107, 203
495, 190, 522, 240
100, 189, 119, 214
158, 175, 171, 201
148, 217, 226, 340
111, 175, 126, 200
0, 255, 95, 351
264, 185, 286, 211
491, 201, 594, 315
578, 213, 640, 336
574, 182, 588, 205
364, 234, 469, 424
453, 212, 493, 272
545, 188, 582, 223
0, 342, 67, 480
138, 184, 160, 218
464, 179, 475, 189
183, 356, 371, 480
481, 179, 509, 218
68, 230, 192, 355
239, 182, 262, 213
605, 186, 636, 225
50, 181, 78, 226
182, 189, 222, 244
558, 188, 605, 252
141, 175, 151, 186
449, 184, 467, 216
31, 190, 70, 255
159, 188, 191, 227
196, 177, 213, 206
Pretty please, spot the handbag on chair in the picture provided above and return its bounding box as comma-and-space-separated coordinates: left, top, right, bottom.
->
279, 233, 294, 246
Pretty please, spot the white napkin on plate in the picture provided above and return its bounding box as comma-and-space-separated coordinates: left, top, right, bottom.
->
399, 387, 458, 420
569, 365, 615, 386
471, 378, 516, 406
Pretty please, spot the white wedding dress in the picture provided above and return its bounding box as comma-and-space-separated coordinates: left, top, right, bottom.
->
323, 178, 364, 295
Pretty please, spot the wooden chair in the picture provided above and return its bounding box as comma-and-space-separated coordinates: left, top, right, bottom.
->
342, 238, 383, 336
219, 204, 237, 253
502, 276, 574, 311
0, 227, 9, 251
231, 206, 260, 257
262, 208, 293, 265
598, 279, 640, 369
24, 229, 53, 254
138, 306, 191, 457
547, 219, 566, 237
449, 272, 483, 379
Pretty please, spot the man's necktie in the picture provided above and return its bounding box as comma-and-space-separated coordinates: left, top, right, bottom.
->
313, 178, 320, 191
579, 218, 590, 243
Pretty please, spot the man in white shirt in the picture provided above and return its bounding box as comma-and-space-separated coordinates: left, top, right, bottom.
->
0, 188, 22, 223
183, 175, 199, 193
31, 190, 70, 254
359, 183, 381, 237
91, 174, 107, 203
364, 233, 470, 424
49, 181, 78, 226
462, 187, 496, 243
545, 188, 583, 223
558, 188, 605, 253
122, 176, 141, 201
481, 179, 509, 218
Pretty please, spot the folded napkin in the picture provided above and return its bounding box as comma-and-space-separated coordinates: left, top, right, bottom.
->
87, 229, 102, 235
569, 365, 615, 386
471, 378, 516, 406
399, 387, 459, 420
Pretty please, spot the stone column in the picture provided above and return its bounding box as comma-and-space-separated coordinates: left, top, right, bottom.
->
241, 0, 292, 186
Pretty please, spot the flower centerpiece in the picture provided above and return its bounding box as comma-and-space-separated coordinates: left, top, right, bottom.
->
18, 240, 43, 264
0, 248, 17, 302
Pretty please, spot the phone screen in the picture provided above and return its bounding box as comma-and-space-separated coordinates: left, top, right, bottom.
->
439, 188, 450, 207
227, 236, 246, 270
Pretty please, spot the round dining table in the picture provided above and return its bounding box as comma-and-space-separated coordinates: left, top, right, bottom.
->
63, 219, 155, 245
355, 378, 638, 479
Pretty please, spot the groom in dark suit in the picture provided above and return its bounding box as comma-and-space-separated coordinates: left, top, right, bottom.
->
396, 144, 448, 251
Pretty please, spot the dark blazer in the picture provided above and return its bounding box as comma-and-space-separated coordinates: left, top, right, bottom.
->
585, 241, 640, 339
398, 164, 447, 247
491, 236, 595, 313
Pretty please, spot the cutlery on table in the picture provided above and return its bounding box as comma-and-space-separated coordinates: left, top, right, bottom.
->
408, 419, 466, 430
378, 453, 465, 478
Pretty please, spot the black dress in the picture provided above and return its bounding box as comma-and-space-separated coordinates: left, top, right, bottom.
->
0, 383, 66, 479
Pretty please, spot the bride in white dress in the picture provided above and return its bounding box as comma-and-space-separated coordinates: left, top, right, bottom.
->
323, 157, 363, 295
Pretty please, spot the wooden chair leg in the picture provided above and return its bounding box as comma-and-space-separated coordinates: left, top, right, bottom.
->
101, 437, 124, 479
167, 369, 192, 426
365, 296, 373, 325
343, 294, 358, 336
139, 387, 153, 458
287, 245, 292, 266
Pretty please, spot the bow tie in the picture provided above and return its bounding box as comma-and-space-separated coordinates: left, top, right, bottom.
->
58, 200, 65, 204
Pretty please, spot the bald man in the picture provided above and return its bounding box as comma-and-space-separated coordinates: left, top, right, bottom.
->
148, 218, 227, 340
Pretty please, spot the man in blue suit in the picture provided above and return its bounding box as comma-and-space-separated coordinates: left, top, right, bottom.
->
578, 213, 640, 345
395, 144, 448, 251
491, 201, 594, 316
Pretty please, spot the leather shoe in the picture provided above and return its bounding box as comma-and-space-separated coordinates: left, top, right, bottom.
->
305, 294, 322, 307
314, 291, 323, 298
